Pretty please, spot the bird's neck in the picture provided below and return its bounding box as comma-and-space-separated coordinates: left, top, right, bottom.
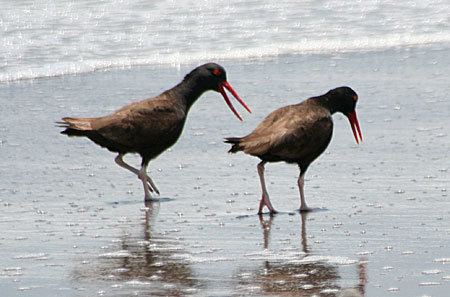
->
313, 95, 338, 114
169, 78, 209, 111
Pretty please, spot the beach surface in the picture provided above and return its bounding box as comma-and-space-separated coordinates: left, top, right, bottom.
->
1, 44, 450, 296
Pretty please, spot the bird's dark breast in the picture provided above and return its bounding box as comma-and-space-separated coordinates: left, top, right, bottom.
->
297, 131, 333, 169
137, 120, 186, 160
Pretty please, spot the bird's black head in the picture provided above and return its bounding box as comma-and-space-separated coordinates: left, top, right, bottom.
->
185, 63, 227, 91
326, 86, 363, 144
327, 86, 358, 115
184, 63, 251, 121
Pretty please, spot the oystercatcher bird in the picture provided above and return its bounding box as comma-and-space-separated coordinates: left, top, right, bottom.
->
59, 63, 250, 201
225, 86, 362, 214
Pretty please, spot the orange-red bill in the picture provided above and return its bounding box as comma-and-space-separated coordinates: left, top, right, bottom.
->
222, 81, 251, 113
219, 81, 251, 121
347, 111, 363, 144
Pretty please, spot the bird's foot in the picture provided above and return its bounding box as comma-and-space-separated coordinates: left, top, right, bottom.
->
299, 206, 313, 213
145, 181, 159, 194
146, 184, 154, 193
145, 176, 160, 195
258, 196, 278, 215
258, 209, 278, 216
138, 175, 160, 195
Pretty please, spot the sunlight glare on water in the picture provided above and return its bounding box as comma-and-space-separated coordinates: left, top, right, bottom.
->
1, 0, 450, 81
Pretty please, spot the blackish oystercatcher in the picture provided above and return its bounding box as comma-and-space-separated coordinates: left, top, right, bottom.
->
225, 86, 362, 214
59, 63, 250, 201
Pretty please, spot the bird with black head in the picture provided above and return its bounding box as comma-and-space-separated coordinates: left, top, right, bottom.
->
226, 86, 362, 214
59, 63, 250, 202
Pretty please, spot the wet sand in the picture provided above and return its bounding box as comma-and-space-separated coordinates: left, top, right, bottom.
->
0, 46, 449, 296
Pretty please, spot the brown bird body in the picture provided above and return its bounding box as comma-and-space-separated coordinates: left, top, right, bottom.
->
226, 86, 362, 214
63, 90, 192, 158
59, 63, 250, 201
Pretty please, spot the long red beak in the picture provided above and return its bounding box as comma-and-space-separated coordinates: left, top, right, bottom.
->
347, 111, 363, 144
218, 81, 251, 121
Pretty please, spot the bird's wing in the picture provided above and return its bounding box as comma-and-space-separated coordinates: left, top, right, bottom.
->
240, 104, 333, 158
90, 97, 185, 149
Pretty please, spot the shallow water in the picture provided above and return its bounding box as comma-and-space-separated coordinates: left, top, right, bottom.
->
2, 0, 450, 81
1, 45, 450, 296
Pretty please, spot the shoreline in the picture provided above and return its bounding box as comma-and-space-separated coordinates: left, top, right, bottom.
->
1, 42, 450, 85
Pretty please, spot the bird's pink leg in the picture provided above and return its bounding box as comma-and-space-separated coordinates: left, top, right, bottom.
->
257, 162, 277, 214
138, 162, 152, 201
115, 154, 160, 194
298, 172, 312, 212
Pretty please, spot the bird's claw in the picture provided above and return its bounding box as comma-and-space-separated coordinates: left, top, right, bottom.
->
146, 181, 160, 195
146, 183, 155, 193
139, 176, 159, 195
145, 176, 160, 195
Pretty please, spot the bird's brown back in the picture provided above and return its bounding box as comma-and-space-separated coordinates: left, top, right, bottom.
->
237, 99, 333, 165
62, 92, 188, 158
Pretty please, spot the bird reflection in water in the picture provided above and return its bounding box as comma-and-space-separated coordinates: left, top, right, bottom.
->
73, 202, 199, 296
236, 213, 367, 297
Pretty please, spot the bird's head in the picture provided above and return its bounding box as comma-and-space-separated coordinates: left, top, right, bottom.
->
327, 86, 363, 144
187, 63, 251, 121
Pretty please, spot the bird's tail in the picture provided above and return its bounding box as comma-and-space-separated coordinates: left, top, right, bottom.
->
56, 117, 94, 136
224, 137, 243, 153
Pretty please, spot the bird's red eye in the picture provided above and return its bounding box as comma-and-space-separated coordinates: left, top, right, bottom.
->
353, 95, 358, 101
212, 68, 222, 76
